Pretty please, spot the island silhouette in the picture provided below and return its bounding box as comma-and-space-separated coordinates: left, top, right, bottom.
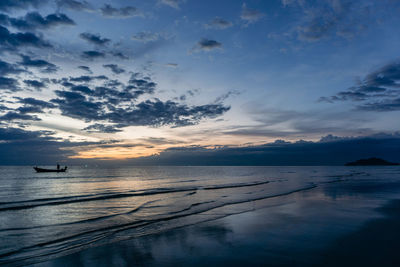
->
345, 157, 399, 166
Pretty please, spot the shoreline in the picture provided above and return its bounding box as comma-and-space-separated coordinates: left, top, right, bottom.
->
34, 178, 400, 266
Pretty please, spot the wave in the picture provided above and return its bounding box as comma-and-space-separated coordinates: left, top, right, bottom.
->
0, 180, 270, 212
0, 183, 317, 265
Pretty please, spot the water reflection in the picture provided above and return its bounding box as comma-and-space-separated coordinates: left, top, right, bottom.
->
1, 166, 400, 265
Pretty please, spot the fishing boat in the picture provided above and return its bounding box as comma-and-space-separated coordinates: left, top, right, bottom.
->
34, 165, 68, 173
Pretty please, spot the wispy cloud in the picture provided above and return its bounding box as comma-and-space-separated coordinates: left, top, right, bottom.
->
159, 0, 184, 9
240, 3, 265, 25
131, 32, 161, 43
100, 4, 142, 18
80, 32, 110, 46
192, 38, 222, 52
204, 17, 233, 30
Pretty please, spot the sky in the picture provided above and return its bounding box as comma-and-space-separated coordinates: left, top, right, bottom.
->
1, 0, 400, 165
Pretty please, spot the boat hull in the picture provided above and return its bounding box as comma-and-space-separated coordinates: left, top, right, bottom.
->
34, 167, 67, 173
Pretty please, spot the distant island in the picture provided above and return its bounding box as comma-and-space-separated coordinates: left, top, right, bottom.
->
345, 157, 400, 166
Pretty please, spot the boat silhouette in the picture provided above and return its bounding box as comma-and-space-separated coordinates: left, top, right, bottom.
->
34, 165, 68, 173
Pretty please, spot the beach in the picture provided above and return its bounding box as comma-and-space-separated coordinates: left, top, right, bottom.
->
1, 166, 400, 266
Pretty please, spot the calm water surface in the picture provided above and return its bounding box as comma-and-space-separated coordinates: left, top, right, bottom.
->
1, 166, 400, 266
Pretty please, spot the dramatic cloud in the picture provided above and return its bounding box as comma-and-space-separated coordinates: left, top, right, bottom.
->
17, 97, 56, 109
23, 79, 47, 90
0, 97, 55, 123
0, 25, 51, 51
204, 17, 233, 29
103, 64, 125, 74
79, 32, 110, 46
0, 77, 19, 91
50, 72, 230, 127
0, 0, 47, 12
0, 112, 39, 121
19, 55, 58, 73
0, 12, 75, 31
81, 50, 106, 59
131, 32, 160, 43
0, 59, 24, 75
193, 38, 222, 52
240, 3, 264, 25
320, 60, 400, 111
128, 73, 157, 95
100, 4, 142, 18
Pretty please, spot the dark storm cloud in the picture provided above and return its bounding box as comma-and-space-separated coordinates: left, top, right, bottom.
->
129, 133, 400, 166
0, 12, 75, 31
23, 79, 47, 90
103, 64, 125, 74
83, 123, 122, 133
0, 59, 24, 75
78, 65, 92, 73
0, 77, 19, 91
19, 55, 58, 73
193, 38, 222, 52
0, 25, 51, 51
81, 50, 106, 59
204, 17, 233, 29
100, 4, 142, 18
0, 0, 47, 12
240, 3, 264, 25
320, 60, 400, 111
80, 32, 110, 46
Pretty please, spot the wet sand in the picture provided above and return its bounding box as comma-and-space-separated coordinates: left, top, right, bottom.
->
36, 174, 400, 267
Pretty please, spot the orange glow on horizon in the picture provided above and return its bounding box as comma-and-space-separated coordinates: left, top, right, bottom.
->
68, 145, 161, 160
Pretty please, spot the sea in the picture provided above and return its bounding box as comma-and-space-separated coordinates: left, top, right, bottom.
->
1, 165, 400, 266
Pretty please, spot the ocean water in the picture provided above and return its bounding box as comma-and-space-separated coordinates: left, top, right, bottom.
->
1, 166, 400, 266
